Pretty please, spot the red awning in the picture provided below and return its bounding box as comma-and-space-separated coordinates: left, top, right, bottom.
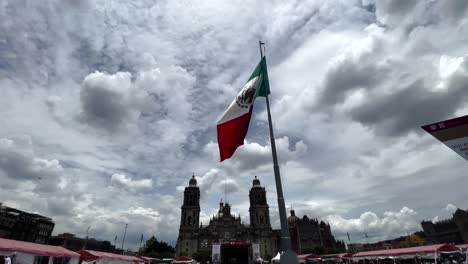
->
321, 253, 354, 259
173, 256, 193, 263
340, 253, 354, 259
353, 244, 461, 258
78, 250, 142, 263
0, 238, 80, 258
139, 256, 159, 263
297, 254, 321, 260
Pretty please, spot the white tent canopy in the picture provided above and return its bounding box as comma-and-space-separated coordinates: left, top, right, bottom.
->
272, 252, 281, 263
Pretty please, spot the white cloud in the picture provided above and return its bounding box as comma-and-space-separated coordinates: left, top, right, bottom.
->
204, 137, 308, 171
325, 207, 420, 242
110, 173, 153, 193
445, 203, 458, 214
218, 178, 241, 195
128, 207, 160, 220
177, 169, 220, 200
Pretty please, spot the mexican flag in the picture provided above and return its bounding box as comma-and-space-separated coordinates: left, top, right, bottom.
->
217, 57, 270, 162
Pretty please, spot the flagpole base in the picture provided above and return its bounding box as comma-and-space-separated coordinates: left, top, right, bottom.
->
280, 249, 299, 264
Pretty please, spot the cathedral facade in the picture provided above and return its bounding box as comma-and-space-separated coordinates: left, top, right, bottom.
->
175, 175, 345, 259
175, 176, 278, 259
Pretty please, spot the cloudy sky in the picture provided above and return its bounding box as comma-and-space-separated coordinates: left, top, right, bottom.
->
2, 0, 468, 251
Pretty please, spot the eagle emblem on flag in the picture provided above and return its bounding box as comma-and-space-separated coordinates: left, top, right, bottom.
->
235, 81, 257, 108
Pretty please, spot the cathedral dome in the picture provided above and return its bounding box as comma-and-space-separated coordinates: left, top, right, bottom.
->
189, 174, 197, 186
252, 176, 261, 187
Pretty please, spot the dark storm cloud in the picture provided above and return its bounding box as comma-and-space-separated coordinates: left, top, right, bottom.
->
377, 0, 417, 17
47, 198, 75, 217
0, 138, 62, 192
439, 0, 468, 21
265, 0, 375, 65
80, 71, 135, 130
350, 60, 468, 137
363, 158, 468, 218
375, 0, 468, 29
319, 54, 389, 107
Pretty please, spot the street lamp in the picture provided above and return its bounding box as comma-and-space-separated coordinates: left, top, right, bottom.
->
83, 226, 90, 249
121, 224, 128, 254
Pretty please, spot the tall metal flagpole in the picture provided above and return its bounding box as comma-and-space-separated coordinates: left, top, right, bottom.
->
259, 41, 298, 264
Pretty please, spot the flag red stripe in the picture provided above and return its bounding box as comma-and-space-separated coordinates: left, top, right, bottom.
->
217, 107, 254, 161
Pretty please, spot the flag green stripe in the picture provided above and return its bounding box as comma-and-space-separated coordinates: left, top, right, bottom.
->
247, 59, 263, 81
256, 57, 270, 97
246, 57, 271, 97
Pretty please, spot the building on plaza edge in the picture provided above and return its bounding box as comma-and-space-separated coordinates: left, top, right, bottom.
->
48, 233, 116, 252
421, 207, 468, 244
288, 209, 346, 253
0, 203, 55, 244
175, 174, 345, 258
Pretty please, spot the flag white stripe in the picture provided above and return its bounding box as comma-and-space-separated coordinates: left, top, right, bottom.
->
217, 76, 259, 125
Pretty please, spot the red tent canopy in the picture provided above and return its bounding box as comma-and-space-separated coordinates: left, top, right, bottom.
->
174, 256, 193, 262
139, 256, 159, 263
353, 244, 461, 257
340, 253, 354, 259
322, 253, 354, 259
78, 250, 142, 263
0, 238, 79, 258
297, 254, 321, 260
457, 244, 468, 249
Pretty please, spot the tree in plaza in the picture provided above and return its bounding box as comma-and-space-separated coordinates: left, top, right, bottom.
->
325, 248, 340, 254
141, 236, 175, 258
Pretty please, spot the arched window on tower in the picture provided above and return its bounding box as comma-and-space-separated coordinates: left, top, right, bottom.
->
188, 216, 192, 225
260, 214, 264, 224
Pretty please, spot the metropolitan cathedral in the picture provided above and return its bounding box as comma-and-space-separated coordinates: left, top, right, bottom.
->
175, 175, 345, 258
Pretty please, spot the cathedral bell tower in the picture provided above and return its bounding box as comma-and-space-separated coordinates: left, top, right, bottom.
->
180, 174, 200, 229
176, 174, 200, 257
249, 176, 271, 228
